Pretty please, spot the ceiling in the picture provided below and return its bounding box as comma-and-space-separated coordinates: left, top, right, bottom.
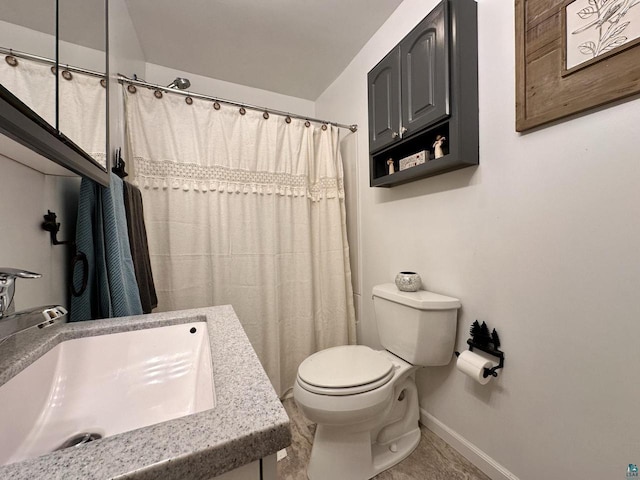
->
125, 0, 403, 100
0, 0, 403, 100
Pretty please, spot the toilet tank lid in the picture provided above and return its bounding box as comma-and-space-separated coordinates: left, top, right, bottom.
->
373, 283, 461, 310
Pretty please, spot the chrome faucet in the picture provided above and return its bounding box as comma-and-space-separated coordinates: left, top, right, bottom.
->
0, 268, 68, 343
0, 268, 41, 318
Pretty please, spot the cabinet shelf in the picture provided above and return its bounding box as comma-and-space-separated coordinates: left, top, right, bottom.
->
371, 154, 469, 188
367, 0, 478, 188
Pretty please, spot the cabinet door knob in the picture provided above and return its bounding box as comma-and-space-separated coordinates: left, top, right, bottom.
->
392, 131, 399, 139
401, 127, 408, 135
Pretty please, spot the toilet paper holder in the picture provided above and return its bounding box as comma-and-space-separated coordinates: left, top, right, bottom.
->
455, 320, 504, 378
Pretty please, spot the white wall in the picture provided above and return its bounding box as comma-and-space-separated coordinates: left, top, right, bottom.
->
0, 20, 56, 59
0, 156, 79, 310
144, 63, 315, 118
0, 155, 47, 308
315, 0, 640, 479
0, 19, 106, 72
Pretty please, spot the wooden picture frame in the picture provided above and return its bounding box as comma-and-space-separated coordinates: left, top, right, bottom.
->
516, 0, 640, 132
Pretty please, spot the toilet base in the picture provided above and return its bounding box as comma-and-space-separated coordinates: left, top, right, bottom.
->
306, 425, 420, 480
305, 375, 421, 480
297, 353, 422, 480
372, 427, 420, 475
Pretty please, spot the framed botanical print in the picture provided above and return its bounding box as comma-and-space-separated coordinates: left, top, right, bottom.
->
563, 0, 640, 75
516, 0, 640, 132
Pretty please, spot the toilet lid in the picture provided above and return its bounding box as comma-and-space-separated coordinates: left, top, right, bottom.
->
298, 345, 394, 389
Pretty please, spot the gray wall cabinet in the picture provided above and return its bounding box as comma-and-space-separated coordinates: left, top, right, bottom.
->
400, 1, 449, 137
368, 49, 400, 153
367, 0, 478, 188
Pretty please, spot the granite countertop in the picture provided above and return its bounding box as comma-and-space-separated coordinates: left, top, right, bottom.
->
0, 305, 291, 479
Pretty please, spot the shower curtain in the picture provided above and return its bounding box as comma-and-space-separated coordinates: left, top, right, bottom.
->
124, 87, 356, 396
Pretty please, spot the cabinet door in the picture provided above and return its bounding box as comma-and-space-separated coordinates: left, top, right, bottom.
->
400, 0, 449, 137
367, 47, 400, 153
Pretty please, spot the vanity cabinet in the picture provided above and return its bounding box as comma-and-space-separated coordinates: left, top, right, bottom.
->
212, 455, 276, 480
367, 0, 478, 188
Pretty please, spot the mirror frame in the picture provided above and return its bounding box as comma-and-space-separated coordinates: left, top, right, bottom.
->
0, 0, 110, 186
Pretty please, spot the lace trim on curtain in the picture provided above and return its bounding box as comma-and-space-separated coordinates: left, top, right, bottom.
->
132, 157, 345, 201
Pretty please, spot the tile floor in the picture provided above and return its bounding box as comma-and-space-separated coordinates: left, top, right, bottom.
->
277, 398, 491, 480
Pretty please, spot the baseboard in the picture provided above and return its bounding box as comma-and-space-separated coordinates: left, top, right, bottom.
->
419, 408, 519, 480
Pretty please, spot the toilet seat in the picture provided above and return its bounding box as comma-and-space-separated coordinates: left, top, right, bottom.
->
297, 345, 395, 396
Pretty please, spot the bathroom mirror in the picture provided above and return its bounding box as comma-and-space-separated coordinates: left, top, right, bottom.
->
0, 0, 109, 185
58, 0, 108, 169
0, 1, 57, 128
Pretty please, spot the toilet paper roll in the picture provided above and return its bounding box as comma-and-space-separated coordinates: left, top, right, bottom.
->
456, 350, 494, 385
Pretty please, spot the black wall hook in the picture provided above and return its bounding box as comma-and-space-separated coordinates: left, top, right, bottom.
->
42, 211, 88, 297
112, 147, 128, 178
42, 210, 73, 246
455, 320, 505, 379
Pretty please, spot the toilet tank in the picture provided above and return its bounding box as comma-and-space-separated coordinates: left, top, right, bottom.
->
372, 283, 460, 366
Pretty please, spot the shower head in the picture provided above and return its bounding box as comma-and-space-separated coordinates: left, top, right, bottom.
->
166, 77, 191, 90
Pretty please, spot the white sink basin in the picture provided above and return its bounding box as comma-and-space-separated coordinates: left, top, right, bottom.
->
0, 321, 215, 466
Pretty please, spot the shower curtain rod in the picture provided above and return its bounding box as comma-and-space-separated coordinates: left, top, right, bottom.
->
0, 47, 105, 78
118, 75, 358, 133
0, 47, 357, 132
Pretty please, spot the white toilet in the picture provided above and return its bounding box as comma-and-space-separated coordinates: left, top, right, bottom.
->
293, 283, 460, 480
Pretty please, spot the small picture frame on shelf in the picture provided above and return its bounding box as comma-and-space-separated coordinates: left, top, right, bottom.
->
399, 151, 427, 171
